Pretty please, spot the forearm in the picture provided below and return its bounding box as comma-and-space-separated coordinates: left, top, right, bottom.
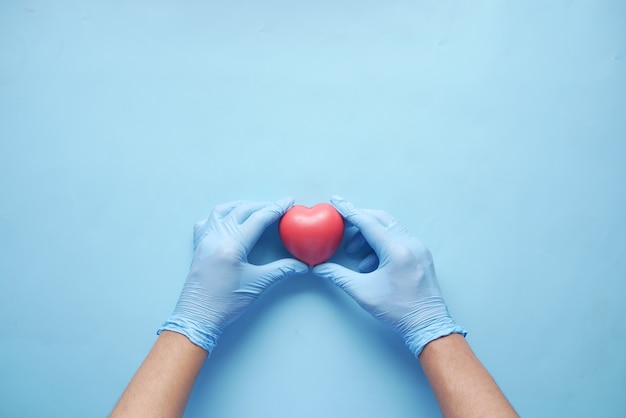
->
110, 331, 207, 418
419, 334, 518, 418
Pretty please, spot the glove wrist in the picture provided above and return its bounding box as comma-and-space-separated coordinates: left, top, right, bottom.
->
403, 317, 467, 357
158, 317, 221, 353
157, 282, 226, 353
397, 296, 467, 357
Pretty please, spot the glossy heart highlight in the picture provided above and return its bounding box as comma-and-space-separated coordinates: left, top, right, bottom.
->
279, 203, 345, 266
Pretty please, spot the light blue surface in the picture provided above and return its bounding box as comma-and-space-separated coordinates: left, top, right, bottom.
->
1, 1, 625, 417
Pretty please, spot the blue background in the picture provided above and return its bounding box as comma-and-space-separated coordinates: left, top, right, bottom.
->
1, 1, 625, 417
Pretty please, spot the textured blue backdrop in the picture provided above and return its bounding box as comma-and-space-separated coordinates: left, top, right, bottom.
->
1, 1, 625, 417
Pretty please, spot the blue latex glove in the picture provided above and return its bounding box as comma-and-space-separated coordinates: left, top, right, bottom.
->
158, 198, 309, 353
313, 196, 466, 357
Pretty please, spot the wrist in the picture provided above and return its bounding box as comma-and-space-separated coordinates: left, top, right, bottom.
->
158, 317, 221, 353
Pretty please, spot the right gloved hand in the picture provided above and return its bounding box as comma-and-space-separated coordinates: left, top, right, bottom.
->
158, 198, 309, 354
312, 196, 466, 357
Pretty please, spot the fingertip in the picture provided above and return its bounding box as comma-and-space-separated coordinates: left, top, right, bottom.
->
330, 195, 349, 207
330, 196, 356, 218
260, 258, 309, 283
313, 263, 358, 292
290, 259, 310, 274
276, 196, 295, 213
312, 262, 350, 280
311, 262, 335, 277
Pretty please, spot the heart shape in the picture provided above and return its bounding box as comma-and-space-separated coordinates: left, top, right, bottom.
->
279, 203, 345, 266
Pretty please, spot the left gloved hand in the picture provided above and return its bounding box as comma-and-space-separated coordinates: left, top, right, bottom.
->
158, 198, 309, 353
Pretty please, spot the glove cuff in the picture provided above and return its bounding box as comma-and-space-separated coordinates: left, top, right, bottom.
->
404, 318, 468, 357
397, 296, 468, 357
157, 317, 221, 354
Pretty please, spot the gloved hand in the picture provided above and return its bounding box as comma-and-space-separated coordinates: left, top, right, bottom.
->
158, 198, 309, 353
313, 196, 466, 357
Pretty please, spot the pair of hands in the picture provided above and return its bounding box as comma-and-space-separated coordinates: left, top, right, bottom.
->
158, 196, 465, 357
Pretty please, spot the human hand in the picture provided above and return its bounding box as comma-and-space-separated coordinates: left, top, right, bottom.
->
158, 198, 309, 353
312, 196, 466, 357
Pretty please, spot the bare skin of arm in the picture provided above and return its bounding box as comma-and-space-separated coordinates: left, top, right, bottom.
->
110, 331, 207, 418
419, 334, 518, 418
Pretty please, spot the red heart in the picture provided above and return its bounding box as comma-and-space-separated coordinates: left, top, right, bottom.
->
279, 203, 345, 266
